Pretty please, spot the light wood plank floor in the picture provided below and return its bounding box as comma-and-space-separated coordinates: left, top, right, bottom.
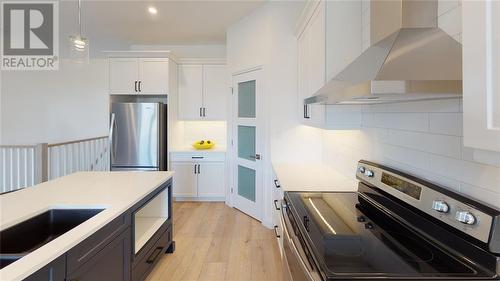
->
146, 202, 283, 281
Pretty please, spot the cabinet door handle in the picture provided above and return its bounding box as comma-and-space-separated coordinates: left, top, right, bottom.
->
197, 164, 201, 174
194, 164, 197, 174
274, 180, 281, 188
274, 225, 280, 238
274, 199, 280, 211
134, 81, 138, 92
199, 107, 203, 117
146, 246, 163, 264
203, 107, 206, 117
138, 81, 142, 92
304, 105, 310, 119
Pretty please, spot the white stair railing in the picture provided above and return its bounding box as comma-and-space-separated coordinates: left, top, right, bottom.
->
0, 136, 109, 193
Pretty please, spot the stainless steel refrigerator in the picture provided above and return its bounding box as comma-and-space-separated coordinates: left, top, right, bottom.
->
110, 102, 167, 171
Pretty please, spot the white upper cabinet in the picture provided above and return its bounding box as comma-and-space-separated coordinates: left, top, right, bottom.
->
109, 58, 139, 94
178, 64, 203, 120
297, 1, 326, 126
178, 63, 228, 121
297, 1, 362, 128
138, 58, 170, 94
462, 1, 500, 152
108, 57, 170, 95
203, 65, 228, 120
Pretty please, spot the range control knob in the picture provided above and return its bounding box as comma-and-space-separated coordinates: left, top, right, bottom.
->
358, 166, 366, 173
432, 200, 450, 213
455, 211, 476, 225
364, 170, 374, 178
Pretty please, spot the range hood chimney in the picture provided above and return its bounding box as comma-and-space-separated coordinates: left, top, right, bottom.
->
305, 0, 462, 105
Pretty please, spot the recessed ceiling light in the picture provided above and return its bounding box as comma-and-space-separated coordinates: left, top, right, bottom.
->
148, 6, 158, 15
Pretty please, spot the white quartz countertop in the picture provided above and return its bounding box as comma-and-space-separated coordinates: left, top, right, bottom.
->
0, 171, 174, 281
171, 146, 227, 153
272, 163, 358, 192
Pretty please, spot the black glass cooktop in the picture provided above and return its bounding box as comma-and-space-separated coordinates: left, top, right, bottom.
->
286, 191, 495, 279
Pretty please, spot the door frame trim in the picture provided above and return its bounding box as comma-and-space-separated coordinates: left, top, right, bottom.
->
228, 66, 265, 222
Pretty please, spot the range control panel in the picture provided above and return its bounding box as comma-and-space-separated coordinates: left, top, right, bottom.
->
356, 161, 496, 245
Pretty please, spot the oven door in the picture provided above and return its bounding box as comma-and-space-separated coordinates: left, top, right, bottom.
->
281, 205, 322, 281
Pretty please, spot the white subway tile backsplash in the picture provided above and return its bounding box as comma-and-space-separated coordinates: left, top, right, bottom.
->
459, 182, 500, 207
364, 100, 461, 113
380, 144, 430, 171
462, 147, 500, 167
429, 113, 463, 136
429, 154, 500, 193
362, 112, 429, 132
385, 130, 462, 159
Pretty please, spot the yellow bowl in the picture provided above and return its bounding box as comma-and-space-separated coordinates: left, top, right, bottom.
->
192, 141, 215, 150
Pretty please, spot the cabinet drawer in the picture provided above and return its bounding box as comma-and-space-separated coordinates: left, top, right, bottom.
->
67, 229, 131, 281
132, 226, 171, 281
23, 254, 65, 281
67, 213, 131, 274
170, 152, 225, 162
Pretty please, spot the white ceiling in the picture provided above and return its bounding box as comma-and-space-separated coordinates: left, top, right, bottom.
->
59, 0, 265, 54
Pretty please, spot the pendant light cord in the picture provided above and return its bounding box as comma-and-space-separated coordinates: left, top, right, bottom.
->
78, 0, 82, 36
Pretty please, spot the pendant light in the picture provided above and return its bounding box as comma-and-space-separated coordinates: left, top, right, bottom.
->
69, 0, 89, 63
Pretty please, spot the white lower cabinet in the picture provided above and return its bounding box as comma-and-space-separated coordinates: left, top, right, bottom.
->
171, 162, 198, 197
171, 152, 226, 201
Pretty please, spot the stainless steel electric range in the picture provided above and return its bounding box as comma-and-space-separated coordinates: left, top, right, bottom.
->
281, 160, 500, 280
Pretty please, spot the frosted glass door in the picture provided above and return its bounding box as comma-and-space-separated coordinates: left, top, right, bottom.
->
232, 70, 262, 221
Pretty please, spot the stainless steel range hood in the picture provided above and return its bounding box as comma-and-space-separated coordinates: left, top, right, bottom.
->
305, 0, 462, 105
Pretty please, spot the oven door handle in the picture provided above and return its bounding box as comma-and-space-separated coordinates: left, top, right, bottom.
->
281, 206, 320, 281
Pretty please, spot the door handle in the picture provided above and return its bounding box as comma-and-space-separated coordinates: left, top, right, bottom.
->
146, 247, 163, 264
199, 107, 203, 117
134, 81, 138, 92
304, 104, 310, 119
109, 113, 116, 164
197, 164, 201, 174
203, 107, 206, 117
274, 225, 280, 238
274, 180, 281, 188
249, 154, 261, 160
138, 81, 142, 92
194, 164, 197, 174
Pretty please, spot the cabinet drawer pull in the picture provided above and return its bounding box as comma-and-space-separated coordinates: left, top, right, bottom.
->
304, 104, 310, 119
274, 225, 280, 238
274, 199, 280, 211
146, 246, 163, 264
191, 156, 204, 159
274, 180, 281, 188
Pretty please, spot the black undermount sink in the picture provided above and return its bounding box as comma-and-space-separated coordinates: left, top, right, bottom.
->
0, 208, 104, 269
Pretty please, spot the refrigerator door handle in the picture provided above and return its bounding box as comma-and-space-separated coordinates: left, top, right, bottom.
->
109, 113, 117, 164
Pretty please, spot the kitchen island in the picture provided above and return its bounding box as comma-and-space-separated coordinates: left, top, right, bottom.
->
0, 171, 174, 281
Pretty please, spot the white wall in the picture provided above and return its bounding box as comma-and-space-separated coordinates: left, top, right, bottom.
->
1, 59, 108, 145
227, 1, 322, 165
227, 0, 322, 227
